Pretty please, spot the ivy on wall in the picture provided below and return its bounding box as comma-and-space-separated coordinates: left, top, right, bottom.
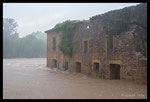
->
53, 20, 80, 57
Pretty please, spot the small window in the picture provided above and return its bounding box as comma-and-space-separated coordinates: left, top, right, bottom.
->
87, 25, 89, 29
93, 63, 99, 72
107, 35, 113, 54
139, 59, 147, 67
84, 40, 88, 53
52, 37, 56, 50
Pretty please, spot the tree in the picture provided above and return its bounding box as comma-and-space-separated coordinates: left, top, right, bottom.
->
3, 18, 47, 58
3, 18, 19, 58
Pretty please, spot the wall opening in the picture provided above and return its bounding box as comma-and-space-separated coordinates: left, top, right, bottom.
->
52, 37, 56, 51
76, 62, 81, 72
110, 64, 120, 80
139, 59, 147, 67
64, 62, 68, 70
107, 35, 113, 55
93, 63, 99, 72
52, 59, 57, 68
84, 40, 88, 53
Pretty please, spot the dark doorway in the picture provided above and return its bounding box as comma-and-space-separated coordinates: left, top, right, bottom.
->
93, 63, 99, 72
52, 59, 57, 68
110, 64, 120, 80
76, 62, 81, 72
64, 62, 68, 70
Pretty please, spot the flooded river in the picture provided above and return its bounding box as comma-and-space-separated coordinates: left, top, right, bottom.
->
3, 58, 147, 99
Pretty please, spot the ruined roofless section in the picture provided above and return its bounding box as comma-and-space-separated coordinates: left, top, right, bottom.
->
45, 3, 147, 84
45, 3, 147, 36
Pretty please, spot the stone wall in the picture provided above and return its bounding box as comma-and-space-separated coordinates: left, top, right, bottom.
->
107, 24, 147, 83
45, 3, 147, 84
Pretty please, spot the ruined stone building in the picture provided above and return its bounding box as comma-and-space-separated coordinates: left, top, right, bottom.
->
45, 4, 147, 83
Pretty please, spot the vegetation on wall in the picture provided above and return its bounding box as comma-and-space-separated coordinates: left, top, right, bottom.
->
53, 20, 80, 57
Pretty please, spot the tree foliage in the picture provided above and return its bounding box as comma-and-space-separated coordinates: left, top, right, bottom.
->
3, 18, 46, 58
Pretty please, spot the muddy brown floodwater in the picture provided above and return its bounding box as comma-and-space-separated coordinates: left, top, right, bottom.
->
3, 58, 147, 99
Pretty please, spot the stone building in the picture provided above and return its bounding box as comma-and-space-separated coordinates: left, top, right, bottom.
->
45, 4, 147, 84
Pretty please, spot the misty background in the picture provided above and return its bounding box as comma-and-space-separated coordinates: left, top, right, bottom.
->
3, 3, 140, 58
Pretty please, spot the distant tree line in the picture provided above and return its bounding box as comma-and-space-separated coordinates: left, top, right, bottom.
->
3, 18, 46, 58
